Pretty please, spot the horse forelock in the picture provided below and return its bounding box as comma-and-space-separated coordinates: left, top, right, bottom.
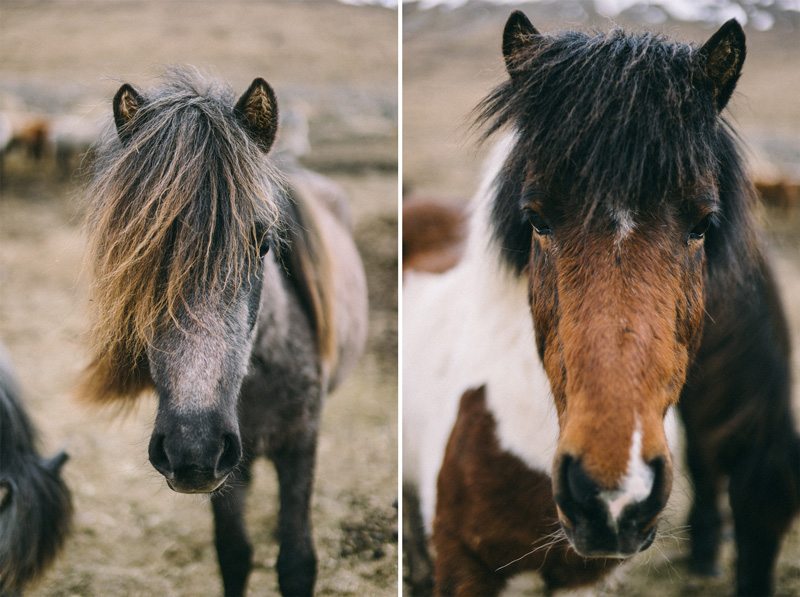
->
477, 28, 757, 276
81, 67, 284, 404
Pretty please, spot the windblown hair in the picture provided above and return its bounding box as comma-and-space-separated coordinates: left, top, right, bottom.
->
0, 349, 72, 594
81, 68, 284, 403
476, 28, 758, 276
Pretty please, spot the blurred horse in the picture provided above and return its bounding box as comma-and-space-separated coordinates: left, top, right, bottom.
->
80, 67, 367, 597
403, 196, 467, 275
0, 345, 72, 596
4, 114, 49, 161
404, 14, 800, 596
49, 114, 104, 180
0, 112, 49, 190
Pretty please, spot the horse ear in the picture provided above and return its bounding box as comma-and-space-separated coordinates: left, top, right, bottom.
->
503, 10, 540, 76
235, 78, 279, 154
699, 19, 746, 112
42, 450, 69, 474
113, 83, 144, 142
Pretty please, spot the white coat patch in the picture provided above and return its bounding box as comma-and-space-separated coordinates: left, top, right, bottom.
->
403, 135, 559, 531
612, 208, 636, 244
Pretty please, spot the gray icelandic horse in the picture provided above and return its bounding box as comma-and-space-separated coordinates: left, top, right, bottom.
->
80, 68, 368, 596
0, 345, 72, 596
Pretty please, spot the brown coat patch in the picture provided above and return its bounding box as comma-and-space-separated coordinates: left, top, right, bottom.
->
433, 386, 617, 595
403, 197, 467, 274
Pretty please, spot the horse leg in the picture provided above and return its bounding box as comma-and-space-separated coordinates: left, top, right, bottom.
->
212, 462, 254, 597
680, 418, 723, 577
403, 483, 434, 596
728, 437, 800, 597
272, 442, 318, 597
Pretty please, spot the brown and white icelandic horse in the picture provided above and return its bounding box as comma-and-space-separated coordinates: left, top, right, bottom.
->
403, 13, 800, 596
81, 68, 367, 596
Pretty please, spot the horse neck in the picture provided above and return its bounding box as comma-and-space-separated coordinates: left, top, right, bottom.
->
256, 255, 297, 346
252, 251, 325, 389
403, 135, 567, 536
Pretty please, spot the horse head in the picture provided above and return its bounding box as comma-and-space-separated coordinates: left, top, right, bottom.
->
486, 13, 748, 556
86, 70, 281, 493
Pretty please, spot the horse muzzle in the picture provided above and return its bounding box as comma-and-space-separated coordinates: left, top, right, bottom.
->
148, 418, 242, 494
554, 455, 669, 558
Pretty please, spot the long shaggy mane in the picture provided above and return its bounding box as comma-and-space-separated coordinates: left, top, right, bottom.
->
81, 67, 283, 404
476, 27, 758, 276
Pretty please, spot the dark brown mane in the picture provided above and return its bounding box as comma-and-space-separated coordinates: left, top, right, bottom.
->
475, 28, 758, 278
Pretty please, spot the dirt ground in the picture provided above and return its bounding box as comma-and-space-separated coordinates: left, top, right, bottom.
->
403, 2, 800, 595
0, 2, 397, 596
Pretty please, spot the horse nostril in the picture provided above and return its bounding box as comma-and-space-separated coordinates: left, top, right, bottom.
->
555, 455, 602, 523
565, 456, 600, 506
215, 433, 241, 477
148, 434, 172, 476
639, 457, 669, 513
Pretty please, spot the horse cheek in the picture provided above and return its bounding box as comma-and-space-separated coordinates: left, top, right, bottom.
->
678, 246, 707, 357
529, 241, 565, 416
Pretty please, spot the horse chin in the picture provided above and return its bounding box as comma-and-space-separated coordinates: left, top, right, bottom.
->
165, 475, 228, 494
561, 520, 657, 560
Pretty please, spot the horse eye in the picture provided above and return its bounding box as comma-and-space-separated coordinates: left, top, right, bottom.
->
256, 226, 271, 257
526, 210, 552, 236
259, 236, 271, 257
689, 215, 711, 241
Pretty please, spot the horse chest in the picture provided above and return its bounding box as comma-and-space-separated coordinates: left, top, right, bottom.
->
433, 386, 618, 591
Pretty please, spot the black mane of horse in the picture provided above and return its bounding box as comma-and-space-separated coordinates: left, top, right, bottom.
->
0, 349, 72, 594
476, 28, 755, 278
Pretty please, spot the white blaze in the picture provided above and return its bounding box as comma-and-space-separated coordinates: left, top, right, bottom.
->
599, 420, 654, 527
613, 208, 636, 244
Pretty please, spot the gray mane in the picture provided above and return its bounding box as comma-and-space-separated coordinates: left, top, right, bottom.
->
82, 67, 287, 403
